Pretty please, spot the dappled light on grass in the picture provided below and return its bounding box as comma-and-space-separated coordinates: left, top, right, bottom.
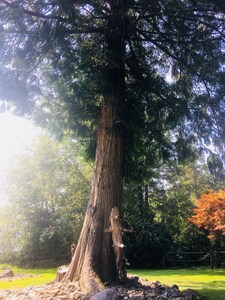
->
0, 266, 56, 289
1, 266, 225, 299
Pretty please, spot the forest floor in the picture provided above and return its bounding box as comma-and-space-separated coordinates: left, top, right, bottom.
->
0, 273, 202, 300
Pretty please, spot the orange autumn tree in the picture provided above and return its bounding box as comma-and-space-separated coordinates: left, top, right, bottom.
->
189, 190, 225, 240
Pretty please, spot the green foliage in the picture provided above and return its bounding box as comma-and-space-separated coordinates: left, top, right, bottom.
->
207, 153, 225, 184
0, 134, 222, 268
0, 135, 91, 265
123, 184, 173, 268
122, 159, 219, 268
147, 161, 215, 245
0, 1, 224, 181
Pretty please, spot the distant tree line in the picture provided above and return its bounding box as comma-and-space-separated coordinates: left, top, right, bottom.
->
1, 134, 224, 268
0, 135, 92, 266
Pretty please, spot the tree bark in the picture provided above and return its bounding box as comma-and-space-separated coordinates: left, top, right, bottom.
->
61, 1, 127, 293
62, 97, 125, 292
105, 207, 131, 282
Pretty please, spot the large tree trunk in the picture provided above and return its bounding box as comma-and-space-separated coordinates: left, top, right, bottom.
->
62, 98, 124, 292
62, 0, 127, 293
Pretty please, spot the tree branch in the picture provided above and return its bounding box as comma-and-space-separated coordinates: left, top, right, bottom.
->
0, 0, 104, 35
0, 0, 66, 21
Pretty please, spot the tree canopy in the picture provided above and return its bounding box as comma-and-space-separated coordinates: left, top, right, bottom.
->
0, 1, 225, 179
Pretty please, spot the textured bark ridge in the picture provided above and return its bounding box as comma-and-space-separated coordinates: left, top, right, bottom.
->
105, 207, 132, 282
60, 97, 125, 293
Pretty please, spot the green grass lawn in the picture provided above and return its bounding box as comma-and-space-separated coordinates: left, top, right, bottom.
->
0, 265, 56, 289
129, 268, 225, 300
1, 265, 225, 300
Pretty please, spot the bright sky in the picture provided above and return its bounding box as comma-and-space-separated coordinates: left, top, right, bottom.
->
0, 112, 41, 204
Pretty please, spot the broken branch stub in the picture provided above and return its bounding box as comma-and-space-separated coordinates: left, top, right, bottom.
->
105, 207, 132, 282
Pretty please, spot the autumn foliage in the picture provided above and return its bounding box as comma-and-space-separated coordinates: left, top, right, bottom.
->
189, 190, 225, 240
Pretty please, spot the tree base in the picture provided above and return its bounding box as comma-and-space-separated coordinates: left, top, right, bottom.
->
0, 275, 203, 299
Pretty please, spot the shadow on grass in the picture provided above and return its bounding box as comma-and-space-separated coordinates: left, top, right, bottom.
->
198, 289, 225, 300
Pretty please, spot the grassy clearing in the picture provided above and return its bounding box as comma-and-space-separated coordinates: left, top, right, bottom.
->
0, 265, 56, 289
129, 268, 225, 300
1, 265, 225, 300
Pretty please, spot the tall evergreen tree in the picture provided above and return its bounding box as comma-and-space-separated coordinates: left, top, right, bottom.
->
0, 0, 225, 292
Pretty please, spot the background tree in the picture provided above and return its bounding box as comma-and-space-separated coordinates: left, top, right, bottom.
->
0, 0, 225, 291
1, 140, 218, 268
148, 161, 211, 234
148, 160, 215, 265
123, 159, 213, 268
0, 205, 23, 263
189, 190, 225, 244
0, 134, 91, 265
123, 182, 172, 268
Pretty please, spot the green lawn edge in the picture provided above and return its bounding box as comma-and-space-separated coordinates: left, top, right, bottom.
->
1, 265, 225, 300
0, 265, 56, 289
129, 268, 225, 300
